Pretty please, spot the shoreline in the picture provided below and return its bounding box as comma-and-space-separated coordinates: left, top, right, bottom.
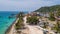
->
5, 18, 19, 34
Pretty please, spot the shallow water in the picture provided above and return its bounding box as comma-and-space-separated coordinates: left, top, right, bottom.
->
0, 11, 19, 34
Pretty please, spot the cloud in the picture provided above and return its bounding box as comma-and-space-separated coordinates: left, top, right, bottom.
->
0, 0, 60, 11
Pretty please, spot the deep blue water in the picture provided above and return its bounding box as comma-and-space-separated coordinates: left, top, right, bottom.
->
0, 11, 19, 34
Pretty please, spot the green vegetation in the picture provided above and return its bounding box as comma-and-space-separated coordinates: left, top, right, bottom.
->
15, 19, 24, 30
27, 16, 39, 25
43, 22, 47, 28
56, 9, 60, 17
52, 21, 60, 33
49, 12, 55, 21
34, 5, 60, 21
15, 12, 24, 30
48, 8, 60, 21
34, 5, 60, 13
33, 5, 60, 33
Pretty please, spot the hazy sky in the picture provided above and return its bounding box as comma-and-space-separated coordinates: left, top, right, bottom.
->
0, 0, 60, 11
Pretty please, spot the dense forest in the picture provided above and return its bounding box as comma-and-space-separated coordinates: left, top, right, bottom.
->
34, 5, 60, 12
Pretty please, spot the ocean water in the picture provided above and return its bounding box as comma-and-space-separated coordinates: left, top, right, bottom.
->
0, 11, 19, 34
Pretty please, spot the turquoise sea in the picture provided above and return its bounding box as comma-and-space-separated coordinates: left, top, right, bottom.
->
0, 11, 19, 34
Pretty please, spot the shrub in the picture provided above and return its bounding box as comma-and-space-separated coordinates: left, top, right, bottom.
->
49, 12, 55, 21
27, 16, 39, 25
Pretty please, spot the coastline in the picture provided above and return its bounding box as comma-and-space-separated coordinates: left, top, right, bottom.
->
5, 18, 19, 34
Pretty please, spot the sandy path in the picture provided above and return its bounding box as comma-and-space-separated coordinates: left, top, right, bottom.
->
28, 25, 43, 34
23, 16, 43, 34
23, 16, 55, 34
7, 16, 55, 34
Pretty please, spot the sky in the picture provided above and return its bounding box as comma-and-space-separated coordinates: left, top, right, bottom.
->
0, 0, 60, 11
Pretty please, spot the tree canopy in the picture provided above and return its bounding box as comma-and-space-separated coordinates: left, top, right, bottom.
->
27, 16, 39, 25
49, 12, 55, 21
56, 9, 60, 17
34, 5, 60, 13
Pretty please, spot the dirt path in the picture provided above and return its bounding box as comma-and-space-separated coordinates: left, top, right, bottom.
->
28, 25, 43, 34
7, 16, 55, 34
23, 16, 43, 34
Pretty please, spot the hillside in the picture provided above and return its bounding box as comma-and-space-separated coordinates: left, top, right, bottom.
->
34, 5, 60, 12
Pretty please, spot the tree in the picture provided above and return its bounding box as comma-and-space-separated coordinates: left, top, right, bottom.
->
49, 12, 55, 21
43, 22, 47, 28
34, 5, 60, 13
43, 22, 49, 28
56, 9, 60, 17
27, 16, 39, 25
53, 21, 60, 33
15, 19, 24, 30
15, 12, 25, 30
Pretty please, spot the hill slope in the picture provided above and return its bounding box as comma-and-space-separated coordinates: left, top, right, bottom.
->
34, 5, 60, 12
